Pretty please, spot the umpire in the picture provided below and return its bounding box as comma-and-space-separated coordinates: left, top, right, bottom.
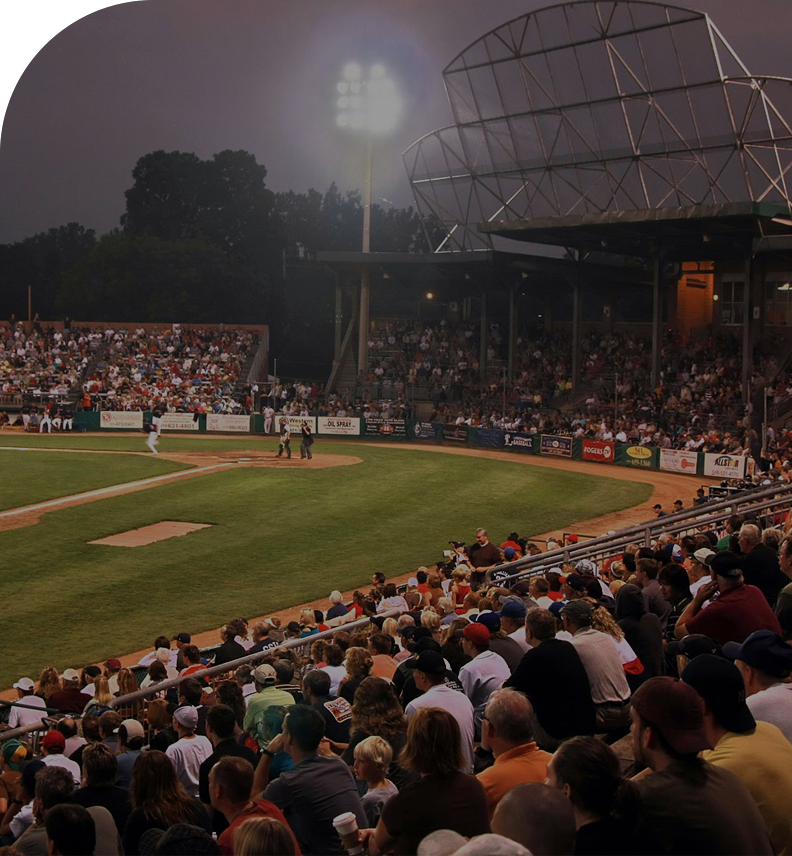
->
300, 423, 314, 460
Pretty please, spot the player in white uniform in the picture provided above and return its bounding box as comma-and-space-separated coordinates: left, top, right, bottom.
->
39, 409, 52, 433
263, 405, 274, 435
144, 421, 159, 455
277, 418, 291, 458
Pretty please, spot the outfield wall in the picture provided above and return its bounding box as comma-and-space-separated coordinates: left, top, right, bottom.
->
75, 411, 748, 478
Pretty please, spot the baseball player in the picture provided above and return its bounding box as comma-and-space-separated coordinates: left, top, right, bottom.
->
277, 418, 291, 458
152, 406, 163, 435
263, 404, 274, 435
38, 408, 52, 433
144, 421, 159, 455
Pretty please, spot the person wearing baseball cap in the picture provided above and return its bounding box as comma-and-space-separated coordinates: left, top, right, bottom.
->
47, 669, 86, 715
242, 664, 295, 752
166, 707, 213, 798
561, 573, 587, 601
498, 597, 531, 653
629, 677, 773, 856
40, 730, 82, 787
689, 548, 714, 596
459, 623, 511, 738
474, 612, 523, 672
724, 629, 792, 743
173, 632, 191, 671
103, 659, 122, 695
4, 678, 46, 731
682, 654, 792, 856
114, 719, 146, 790
405, 650, 476, 773
674, 552, 782, 645
561, 600, 631, 732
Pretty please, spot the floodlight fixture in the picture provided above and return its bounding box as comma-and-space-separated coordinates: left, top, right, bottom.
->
335, 63, 401, 136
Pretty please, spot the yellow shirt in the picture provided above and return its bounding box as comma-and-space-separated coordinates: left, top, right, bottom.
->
703, 721, 792, 856
476, 741, 551, 816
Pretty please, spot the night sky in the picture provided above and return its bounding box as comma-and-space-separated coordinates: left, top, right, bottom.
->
1, 0, 791, 244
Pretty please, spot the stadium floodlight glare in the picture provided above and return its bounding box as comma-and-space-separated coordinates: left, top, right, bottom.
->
335, 63, 402, 136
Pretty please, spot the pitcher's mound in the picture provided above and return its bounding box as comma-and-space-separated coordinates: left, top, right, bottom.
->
163, 451, 362, 468
89, 520, 212, 547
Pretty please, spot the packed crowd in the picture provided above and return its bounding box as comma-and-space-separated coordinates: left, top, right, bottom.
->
80, 326, 257, 414
3, 509, 792, 856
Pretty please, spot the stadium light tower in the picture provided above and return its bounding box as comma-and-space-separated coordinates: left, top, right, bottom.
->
336, 62, 401, 375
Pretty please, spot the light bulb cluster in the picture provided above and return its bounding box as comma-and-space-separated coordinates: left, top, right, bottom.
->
336, 62, 401, 134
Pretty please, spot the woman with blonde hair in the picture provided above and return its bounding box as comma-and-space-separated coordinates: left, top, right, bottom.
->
114, 668, 142, 719
234, 816, 299, 856
310, 639, 329, 668
299, 608, 318, 638
587, 600, 645, 688
146, 698, 177, 752
339, 647, 373, 704
423, 573, 444, 609
83, 677, 113, 716
36, 667, 60, 701
451, 566, 471, 614
381, 617, 400, 649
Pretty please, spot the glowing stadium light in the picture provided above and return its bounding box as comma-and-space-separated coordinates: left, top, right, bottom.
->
337, 82, 349, 95
426, 292, 434, 300
370, 63, 386, 78
334, 62, 402, 137
343, 62, 361, 81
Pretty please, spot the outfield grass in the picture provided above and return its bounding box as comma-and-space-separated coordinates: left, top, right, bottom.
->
0, 436, 652, 687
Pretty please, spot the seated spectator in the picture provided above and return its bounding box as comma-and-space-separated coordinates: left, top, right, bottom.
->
83, 678, 112, 717
682, 654, 792, 855
234, 816, 298, 856
98, 711, 121, 755
166, 707, 213, 799
527, 577, 555, 612
776, 536, 792, 640
103, 659, 122, 695
114, 719, 144, 790
39, 731, 81, 788
248, 622, 279, 655
255, 705, 366, 856
657, 563, 693, 647
472, 612, 524, 672
177, 678, 209, 736
124, 750, 212, 855
47, 669, 85, 715
630, 676, 773, 855
491, 783, 576, 856
0, 739, 28, 817
675, 552, 782, 644
301, 669, 353, 747
634, 559, 671, 629
273, 660, 303, 703
326, 590, 350, 622
339, 647, 373, 704
320, 644, 348, 696
139, 823, 220, 855
73, 743, 131, 835
458, 624, 511, 736
688, 548, 714, 596
209, 756, 297, 856
3, 678, 46, 730
726, 630, 792, 743
477, 689, 551, 816
180, 645, 207, 677
547, 736, 637, 855
44, 804, 96, 856
199, 704, 258, 835
353, 736, 399, 827
615, 584, 663, 680
561, 600, 631, 732
299, 608, 320, 638
738, 523, 786, 606
137, 636, 174, 669
213, 625, 246, 667
1, 757, 43, 842
13, 767, 82, 856
369, 707, 490, 854
146, 698, 178, 752
368, 634, 399, 680
377, 584, 409, 615
243, 664, 296, 751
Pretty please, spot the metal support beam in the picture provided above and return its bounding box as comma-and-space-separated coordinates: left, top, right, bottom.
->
334, 278, 343, 364
480, 289, 488, 384
742, 256, 753, 404
571, 258, 581, 389
651, 257, 662, 390
358, 270, 369, 378
508, 286, 517, 383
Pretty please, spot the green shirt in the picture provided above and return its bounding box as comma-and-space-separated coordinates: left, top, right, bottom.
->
242, 686, 295, 749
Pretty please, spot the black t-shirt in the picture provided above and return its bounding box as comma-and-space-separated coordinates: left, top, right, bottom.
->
248, 638, 279, 655
742, 544, 786, 606
149, 727, 178, 753
575, 818, 636, 855
311, 695, 352, 744
467, 542, 500, 569
122, 799, 211, 856
73, 785, 131, 835
213, 639, 247, 667
505, 639, 596, 740
197, 738, 258, 834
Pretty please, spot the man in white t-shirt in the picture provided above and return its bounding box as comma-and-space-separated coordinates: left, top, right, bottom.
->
166, 706, 213, 797
406, 650, 475, 773
4, 678, 46, 730
39, 731, 81, 787
689, 548, 714, 597
459, 624, 511, 737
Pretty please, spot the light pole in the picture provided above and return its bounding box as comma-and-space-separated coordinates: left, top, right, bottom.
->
336, 62, 401, 382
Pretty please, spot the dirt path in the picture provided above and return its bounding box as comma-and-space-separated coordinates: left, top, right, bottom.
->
0, 439, 715, 695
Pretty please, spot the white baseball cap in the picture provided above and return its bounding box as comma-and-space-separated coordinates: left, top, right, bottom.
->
173, 706, 199, 729
693, 548, 715, 566
13, 677, 34, 692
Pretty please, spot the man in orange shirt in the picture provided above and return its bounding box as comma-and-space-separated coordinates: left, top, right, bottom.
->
477, 688, 552, 816
210, 756, 299, 855
368, 634, 399, 681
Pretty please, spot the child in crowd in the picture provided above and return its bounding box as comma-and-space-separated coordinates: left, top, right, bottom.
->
352, 736, 398, 827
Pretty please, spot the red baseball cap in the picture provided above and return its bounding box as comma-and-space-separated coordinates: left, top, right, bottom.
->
631, 677, 711, 754
42, 731, 66, 750
463, 623, 491, 646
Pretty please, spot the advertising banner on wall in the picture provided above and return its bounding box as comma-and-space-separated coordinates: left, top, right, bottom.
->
365, 418, 407, 437
276, 415, 317, 433
703, 453, 746, 479
581, 439, 615, 463
623, 444, 654, 469
207, 414, 251, 433
100, 411, 142, 429
540, 434, 572, 458
659, 449, 698, 474
443, 424, 469, 444
411, 421, 439, 441
318, 416, 360, 436
476, 428, 505, 449
504, 432, 535, 453
159, 413, 199, 432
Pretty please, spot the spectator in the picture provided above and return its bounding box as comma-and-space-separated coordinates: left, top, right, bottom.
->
547, 736, 637, 855
273, 661, 303, 703
12, 766, 81, 856
352, 736, 398, 827
82, 678, 112, 717
370, 707, 490, 854
209, 756, 297, 856
114, 719, 145, 790
178, 678, 209, 736
368, 634, 399, 680
47, 669, 85, 715
103, 659, 122, 695
491, 783, 576, 856
0, 739, 27, 817
339, 647, 373, 704
248, 622, 279, 655
1, 758, 43, 842
301, 669, 353, 747
776, 536, 792, 640
473, 611, 524, 671
213, 625, 246, 667
527, 577, 555, 612
243, 664, 296, 751
139, 823, 219, 855
255, 705, 366, 856
634, 559, 671, 629
497, 599, 530, 653
467, 529, 501, 590
39, 731, 81, 788
180, 645, 207, 677
688, 548, 714, 596
675, 552, 782, 644
34, 668, 61, 703
682, 655, 792, 855
561, 600, 631, 732
505, 608, 595, 750
320, 644, 347, 696
146, 698, 178, 752
726, 629, 792, 743
166, 707, 213, 799
326, 590, 350, 622
44, 803, 96, 856
3, 678, 46, 730
124, 750, 212, 855
562, 574, 588, 602
657, 563, 692, 645
615, 584, 663, 680
477, 689, 551, 816
73, 743, 130, 835
377, 583, 409, 615
458, 623, 511, 735
630, 676, 773, 855
738, 523, 786, 607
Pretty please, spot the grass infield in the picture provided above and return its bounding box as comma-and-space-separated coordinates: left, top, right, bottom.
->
0, 434, 652, 687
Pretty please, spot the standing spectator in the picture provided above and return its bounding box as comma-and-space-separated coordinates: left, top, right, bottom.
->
114, 719, 145, 790
73, 743, 131, 835
739, 523, 787, 607
370, 707, 490, 854
165, 707, 213, 799
561, 600, 631, 732
467, 529, 500, 590
630, 677, 773, 855
458, 624, 511, 736
682, 655, 792, 855
615, 584, 663, 680
505, 608, 595, 750
634, 559, 671, 629
477, 689, 551, 816
3, 678, 46, 730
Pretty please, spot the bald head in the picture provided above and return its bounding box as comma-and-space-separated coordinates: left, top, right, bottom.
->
492, 783, 575, 856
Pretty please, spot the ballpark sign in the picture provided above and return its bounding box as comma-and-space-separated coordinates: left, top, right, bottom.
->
276, 415, 317, 433
659, 449, 698, 474
624, 444, 653, 469
365, 418, 407, 437
582, 440, 614, 463
540, 434, 572, 458
100, 411, 143, 429
318, 416, 360, 436
159, 413, 199, 432
504, 432, 534, 453
207, 414, 251, 433
703, 453, 746, 479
